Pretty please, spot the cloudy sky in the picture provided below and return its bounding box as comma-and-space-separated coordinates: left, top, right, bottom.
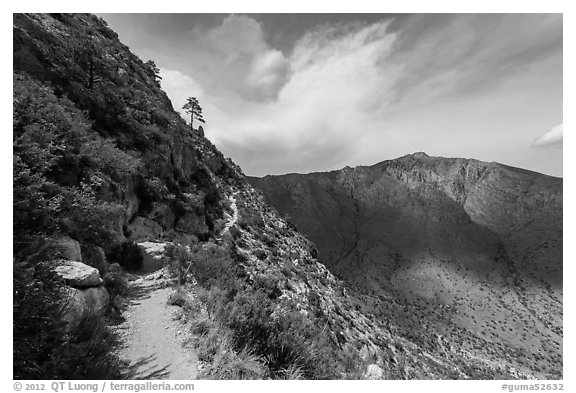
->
99, 14, 563, 177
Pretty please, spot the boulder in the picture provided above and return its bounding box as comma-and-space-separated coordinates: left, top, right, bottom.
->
26, 235, 82, 263
59, 286, 110, 332
53, 260, 102, 288
60, 287, 88, 332
363, 364, 384, 380
53, 236, 83, 261
127, 216, 163, 240
80, 286, 110, 318
81, 244, 108, 275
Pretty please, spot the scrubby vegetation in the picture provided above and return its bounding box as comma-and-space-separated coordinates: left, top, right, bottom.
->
13, 73, 137, 247
108, 241, 143, 272
162, 239, 364, 379
13, 263, 126, 379
13, 72, 137, 379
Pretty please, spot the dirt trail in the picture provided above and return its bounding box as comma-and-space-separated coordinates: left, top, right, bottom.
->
112, 192, 239, 379
218, 192, 239, 239
112, 271, 198, 380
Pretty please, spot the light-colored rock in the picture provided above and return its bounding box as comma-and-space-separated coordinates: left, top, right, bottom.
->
138, 241, 169, 258
363, 364, 384, 380
53, 260, 102, 288
144, 270, 164, 281
137, 242, 167, 273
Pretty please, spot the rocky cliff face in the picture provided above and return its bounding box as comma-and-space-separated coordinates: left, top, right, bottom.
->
249, 152, 563, 379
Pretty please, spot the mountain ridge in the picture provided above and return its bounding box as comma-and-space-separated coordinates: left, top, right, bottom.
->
256, 152, 562, 180
248, 151, 563, 378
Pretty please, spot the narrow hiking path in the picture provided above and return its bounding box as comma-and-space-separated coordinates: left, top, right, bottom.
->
112, 191, 239, 379
218, 191, 239, 239
112, 267, 198, 379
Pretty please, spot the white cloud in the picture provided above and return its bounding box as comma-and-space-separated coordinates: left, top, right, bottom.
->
160, 19, 400, 175
199, 15, 290, 101
206, 14, 266, 58
245, 49, 290, 100
533, 123, 563, 148
208, 20, 399, 174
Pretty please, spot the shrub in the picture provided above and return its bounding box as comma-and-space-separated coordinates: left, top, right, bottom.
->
162, 244, 192, 285
220, 289, 339, 378
200, 345, 266, 380
103, 268, 128, 297
197, 286, 227, 320
253, 274, 282, 299
13, 262, 126, 379
167, 287, 193, 309
229, 225, 242, 239
13, 73, 138, 247
189, 316, 215, 337
260, 233, 276, 248
108, 241, 143, 271
191, 244, 240, 290
253, 249, 267, 261
238, 210, 265, 231
280, 260, 296, 277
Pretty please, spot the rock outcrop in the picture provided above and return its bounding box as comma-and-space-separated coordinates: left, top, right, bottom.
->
25, 236, 83, 264
363, 364, 384, 380
53, 260, 103, 288
51, 260, 110, 332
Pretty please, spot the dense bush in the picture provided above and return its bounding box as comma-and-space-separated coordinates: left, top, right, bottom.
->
13, 73, 138, 247
162, 244, 192, 285
229, 225, 242, 239
103, 264, 128, 298
13, 262, 126, 379
191, 244, 241, 290
108, 241, 143, 272
13, 72, 142, 379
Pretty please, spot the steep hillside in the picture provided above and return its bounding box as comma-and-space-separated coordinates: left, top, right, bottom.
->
13, 14, 558, 380
14, 13, 239, 249
248, 153, 563, 378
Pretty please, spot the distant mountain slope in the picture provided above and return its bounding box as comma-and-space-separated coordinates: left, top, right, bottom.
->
248, 152, 563, 378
